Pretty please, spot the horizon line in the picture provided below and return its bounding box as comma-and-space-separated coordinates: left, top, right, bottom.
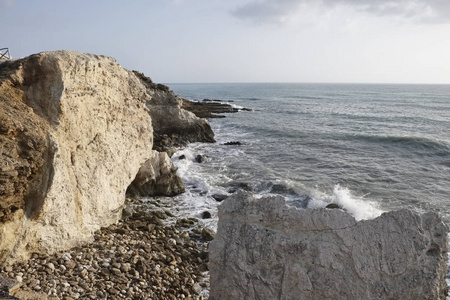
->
163, 81, 450, 85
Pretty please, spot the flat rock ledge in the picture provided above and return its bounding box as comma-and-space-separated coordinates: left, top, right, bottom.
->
1, 209, 209, 300
209, 191, 449, 300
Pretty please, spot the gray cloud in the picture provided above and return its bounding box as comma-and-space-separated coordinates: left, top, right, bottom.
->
232, 0, 450, 24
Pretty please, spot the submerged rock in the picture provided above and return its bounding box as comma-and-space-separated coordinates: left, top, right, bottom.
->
209, 191, 449, 300
223, 141, 242, 146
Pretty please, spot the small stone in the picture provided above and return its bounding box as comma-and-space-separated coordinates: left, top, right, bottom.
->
202, 211, 212, 219
121, 263, 131, 273
111, 268, 122, 276
192, 283, 202, 295
202, 228, 216, 241
47, 262, 55, 271
80, 269, 88, 277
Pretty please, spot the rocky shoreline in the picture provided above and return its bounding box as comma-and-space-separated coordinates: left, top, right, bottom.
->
2, 205, 211, 300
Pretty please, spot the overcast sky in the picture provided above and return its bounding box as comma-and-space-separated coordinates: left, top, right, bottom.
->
1, 0, 450, 83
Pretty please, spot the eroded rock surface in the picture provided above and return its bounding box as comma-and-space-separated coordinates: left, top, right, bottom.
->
0, 51, 209, 265
209, 191, 449, 300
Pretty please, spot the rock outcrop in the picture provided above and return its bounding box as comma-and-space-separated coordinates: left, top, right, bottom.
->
209, 191, 449, 300
133, 71, 215, 153
126, 151, 185, 197
0, 51, 211, 265
181, 99, 239, 118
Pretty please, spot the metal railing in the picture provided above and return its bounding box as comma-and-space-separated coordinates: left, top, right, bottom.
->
0, 48, 11, 60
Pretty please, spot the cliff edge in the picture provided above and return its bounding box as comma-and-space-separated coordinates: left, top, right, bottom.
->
0, 51, 213, 265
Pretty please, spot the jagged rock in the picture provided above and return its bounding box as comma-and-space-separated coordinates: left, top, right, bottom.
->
209, 191, 449, 300
126, 151, 185, 197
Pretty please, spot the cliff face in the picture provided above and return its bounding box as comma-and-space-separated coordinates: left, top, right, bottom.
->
210, 191, 449, 300
0, 51, 212, 264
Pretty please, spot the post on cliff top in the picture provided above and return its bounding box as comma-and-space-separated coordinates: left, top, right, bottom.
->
0, 48, 11, 60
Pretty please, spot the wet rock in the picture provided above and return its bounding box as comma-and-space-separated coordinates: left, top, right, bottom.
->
201, 228, 216, 241
195, 154, 204, 163
179, 155, 186, 160
223, 141, 242, 146
181, 99, 239, 119
202, 211, 212, 219
325, 203, 342, 209
211, 194, 228, 202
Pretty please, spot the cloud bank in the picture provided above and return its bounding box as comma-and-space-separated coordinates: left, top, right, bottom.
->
232, 0, 450, 24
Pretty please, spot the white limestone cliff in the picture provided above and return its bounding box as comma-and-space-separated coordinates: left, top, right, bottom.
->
0, 51, 211, 264
209, 191, 449, 300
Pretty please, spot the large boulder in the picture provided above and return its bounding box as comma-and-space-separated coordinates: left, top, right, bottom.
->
0, 51, 206, 265
0, 51, 153, 264
126, 150, 185, 197
209, 191, 449, 300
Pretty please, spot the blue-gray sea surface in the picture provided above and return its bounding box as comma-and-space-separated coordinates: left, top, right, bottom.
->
157, 83, 450, 228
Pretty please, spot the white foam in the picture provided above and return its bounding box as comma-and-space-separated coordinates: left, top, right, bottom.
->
331, 184, 383, 221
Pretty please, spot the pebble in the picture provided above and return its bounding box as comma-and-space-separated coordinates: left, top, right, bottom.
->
2, 209, 210, 299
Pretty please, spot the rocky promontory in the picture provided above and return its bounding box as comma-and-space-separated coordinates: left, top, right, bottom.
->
0, 51, 213, 265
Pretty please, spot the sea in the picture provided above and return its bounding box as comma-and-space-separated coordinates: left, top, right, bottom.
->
149, 82, 450, 293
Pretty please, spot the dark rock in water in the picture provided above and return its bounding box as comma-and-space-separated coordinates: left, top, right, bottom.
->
270, 183, 296, 195
212, 194, 228, 202
203, 99, 234, 103
202, 211, 212, 219
202, 228, 216, 241
241, 108, 252, 111
195, 154, 204, 163
228, 182, 253, 194
326, 203, 342, 209
223, 141, 242, 146
179, 155, 186, 160
181, 99, 240, 119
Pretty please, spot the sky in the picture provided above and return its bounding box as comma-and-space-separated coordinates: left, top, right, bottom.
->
1, 0, 450, 84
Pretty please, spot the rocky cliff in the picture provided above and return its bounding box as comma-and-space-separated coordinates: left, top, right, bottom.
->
210, 191, 449, 300
0, 51, 213, 265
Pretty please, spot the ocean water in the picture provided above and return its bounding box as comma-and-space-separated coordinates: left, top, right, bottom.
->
157, 83, 449, 230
